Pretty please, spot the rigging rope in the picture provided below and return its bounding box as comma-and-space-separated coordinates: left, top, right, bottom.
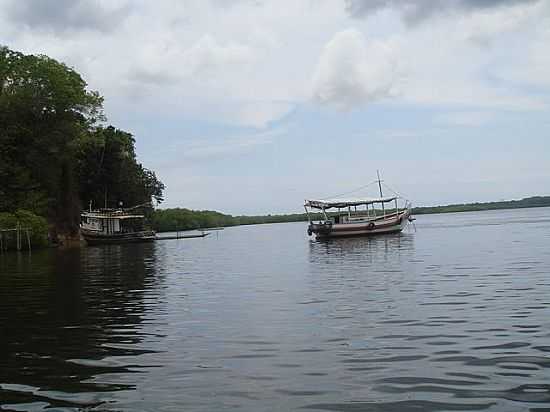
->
382, 182, 411, 203
320, 180, 379, 200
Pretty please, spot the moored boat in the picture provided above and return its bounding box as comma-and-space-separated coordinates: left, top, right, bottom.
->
80, 209, 156, 245
304, 173, 414, 239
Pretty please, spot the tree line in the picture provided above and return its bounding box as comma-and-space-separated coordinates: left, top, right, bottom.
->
151, 208, 315, 232
412, 196, 550, 215
0, 46, 164, 243
152, 196, 550, 232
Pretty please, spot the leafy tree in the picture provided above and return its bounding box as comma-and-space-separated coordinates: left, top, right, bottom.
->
1, 46, 165, 240
0, 46, 103, 234
0, 210, 48, 249
77, 126, 165, 209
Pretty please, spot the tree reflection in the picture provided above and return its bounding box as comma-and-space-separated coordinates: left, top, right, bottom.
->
0, 243, 161, 409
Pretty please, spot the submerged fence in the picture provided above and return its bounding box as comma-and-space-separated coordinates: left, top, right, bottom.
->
0, 226, 32, 252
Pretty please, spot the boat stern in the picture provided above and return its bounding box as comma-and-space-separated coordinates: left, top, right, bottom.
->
307, 221, 333, 237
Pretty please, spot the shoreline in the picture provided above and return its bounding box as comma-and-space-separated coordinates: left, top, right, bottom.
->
153, 196, 550, 233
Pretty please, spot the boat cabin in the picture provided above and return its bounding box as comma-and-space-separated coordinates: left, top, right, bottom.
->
81, 211, 147, 235
305, 196, 404, 223
304, 197, 412, 238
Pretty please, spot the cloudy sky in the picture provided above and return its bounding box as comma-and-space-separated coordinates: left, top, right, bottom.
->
1, 0, 549, 214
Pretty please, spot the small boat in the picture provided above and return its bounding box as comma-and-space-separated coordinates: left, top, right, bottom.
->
80, 209, 156, 245
304, 174, 413, 239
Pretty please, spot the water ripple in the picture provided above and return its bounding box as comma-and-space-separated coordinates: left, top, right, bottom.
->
2, 208, 550, 410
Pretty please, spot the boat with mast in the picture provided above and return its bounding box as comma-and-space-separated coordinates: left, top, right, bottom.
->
304, 172, 413, 239
80, 203, 156, 245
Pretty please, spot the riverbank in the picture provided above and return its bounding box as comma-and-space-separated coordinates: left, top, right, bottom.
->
153, 195, 550, 232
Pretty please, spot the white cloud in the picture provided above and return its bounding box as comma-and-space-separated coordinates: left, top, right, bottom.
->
312, 0, 548, 113
182, 34, 255, 77
458, 1, 541, 46
2, 0, 548, 122
3, 0, 133, 33
495, 21, 550, 89
310, 20, 547, 112
124, 34, 256, 92
311, 29, 402, 109
344, 0, 542, 26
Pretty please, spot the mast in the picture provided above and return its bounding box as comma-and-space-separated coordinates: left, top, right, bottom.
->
377, 170, 385, 217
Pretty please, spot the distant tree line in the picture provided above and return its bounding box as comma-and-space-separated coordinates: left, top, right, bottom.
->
152, 208, 238, 231
152, 208, 318, 232
412, 196, 550, 215
153, 196, 550, 232
0, 46, 164, 242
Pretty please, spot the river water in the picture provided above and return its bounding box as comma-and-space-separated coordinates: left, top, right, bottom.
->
1, 207, 550, 411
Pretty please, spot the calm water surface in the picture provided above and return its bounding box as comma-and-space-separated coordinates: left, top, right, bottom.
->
1, 207, 550, 411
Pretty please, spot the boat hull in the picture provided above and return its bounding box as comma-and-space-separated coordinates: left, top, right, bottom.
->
309, 210, 410, 239
81, 229, 156, 245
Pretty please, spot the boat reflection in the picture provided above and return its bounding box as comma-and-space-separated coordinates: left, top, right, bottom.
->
309, 232, 415, 266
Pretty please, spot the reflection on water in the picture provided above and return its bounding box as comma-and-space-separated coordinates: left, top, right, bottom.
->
1, 208, 550, 411
310, 232, 415, 263
0, 244, 161, 410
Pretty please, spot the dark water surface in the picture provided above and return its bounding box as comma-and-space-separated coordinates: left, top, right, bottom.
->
1, 207, 550, 411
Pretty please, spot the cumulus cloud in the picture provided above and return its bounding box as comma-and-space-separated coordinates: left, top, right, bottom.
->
1, 0, 546, 126
496, 24, 550, 89
182, 35, 255, 76
126, 34, 255, 89
127, 68, 179, 87
311, 29, 401, 109
4, 0, 133, 33
345, 0, 540, 25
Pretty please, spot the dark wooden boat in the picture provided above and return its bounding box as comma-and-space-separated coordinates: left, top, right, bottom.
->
80, 210, 155, 245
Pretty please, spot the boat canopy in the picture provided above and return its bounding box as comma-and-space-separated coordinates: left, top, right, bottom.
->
81, 211, 145, 220
305, 197, 397, 210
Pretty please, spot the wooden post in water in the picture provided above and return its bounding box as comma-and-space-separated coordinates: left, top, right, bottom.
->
16, 225, 21, 251
26, 229, 31, 252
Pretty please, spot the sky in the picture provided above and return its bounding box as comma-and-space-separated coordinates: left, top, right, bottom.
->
1, 0, 549, 214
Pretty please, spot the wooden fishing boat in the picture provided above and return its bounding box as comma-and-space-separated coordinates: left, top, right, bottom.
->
80, 209, 156, 245
304, 174, 413, 239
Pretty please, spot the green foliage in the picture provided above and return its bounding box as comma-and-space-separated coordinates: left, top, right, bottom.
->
0, 46, 165, 238
0, 210, 48, 249
77, 126, 165, 209
234, 213, 311, 225
153, 196, 550, 233
0, 45, 103, 233
152, 209, 318, 232
153, 208, 238, 231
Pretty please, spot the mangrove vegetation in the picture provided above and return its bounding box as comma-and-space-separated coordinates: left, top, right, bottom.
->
412, 196, 550, 215
152, 196, 550, 232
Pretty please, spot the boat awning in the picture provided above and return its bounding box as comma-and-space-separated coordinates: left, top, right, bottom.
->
305, 197, 397, 209
81, 213, 145, 219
